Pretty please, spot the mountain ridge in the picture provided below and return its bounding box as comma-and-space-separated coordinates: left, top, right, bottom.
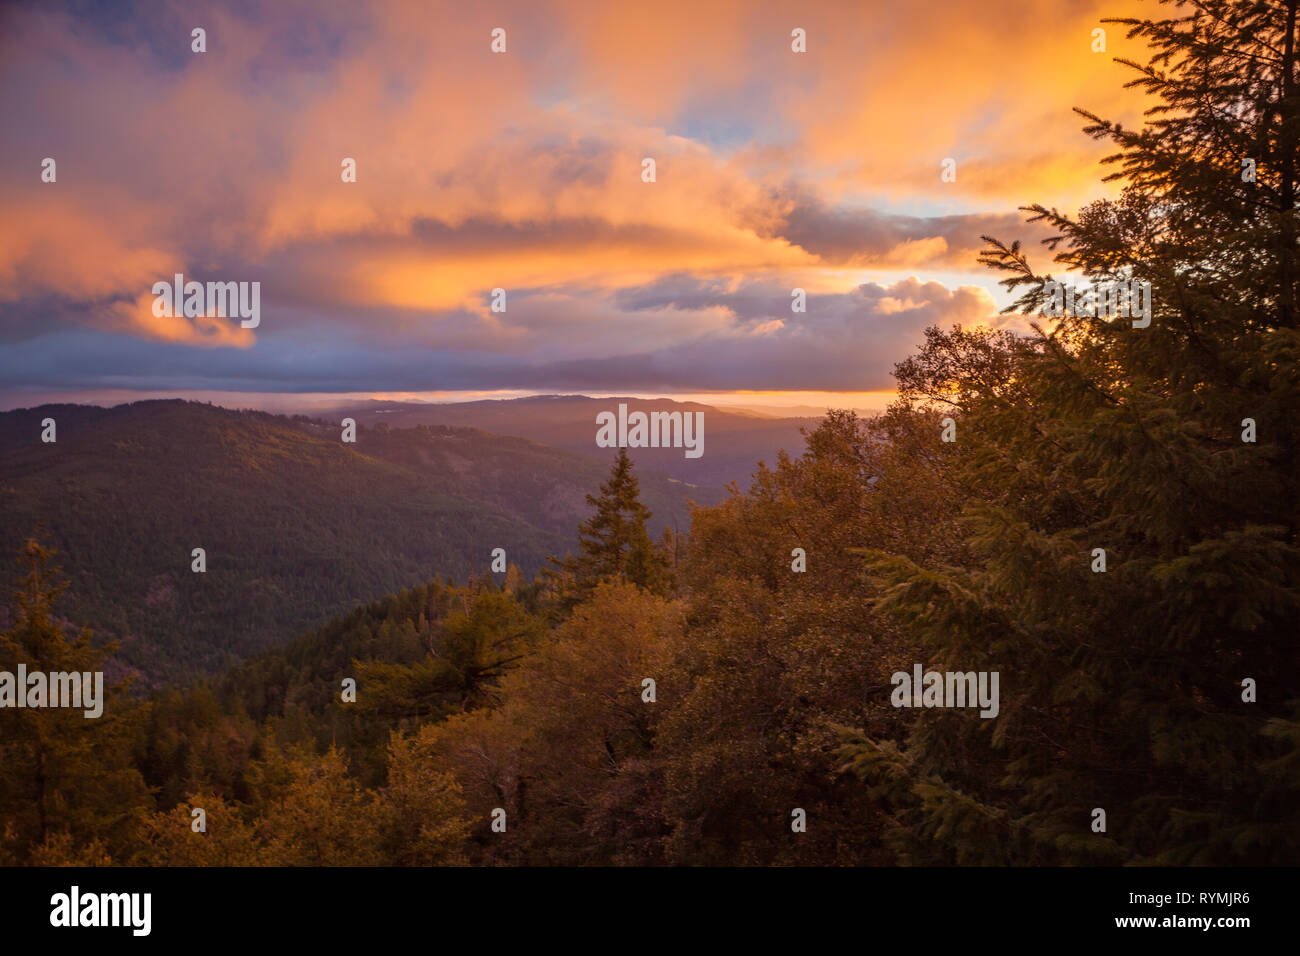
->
319, 394, 819, 488
0, 400, 725, 685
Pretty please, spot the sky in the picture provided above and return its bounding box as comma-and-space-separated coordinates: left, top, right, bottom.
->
0, 0, 1153, 413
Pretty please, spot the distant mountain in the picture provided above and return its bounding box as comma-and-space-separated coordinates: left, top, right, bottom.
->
0, 400, 711, 685
320, 395, 818, 489
722, 403, 887, 420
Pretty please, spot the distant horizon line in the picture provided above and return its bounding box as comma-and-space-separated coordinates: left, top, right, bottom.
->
0, 388, 895, 419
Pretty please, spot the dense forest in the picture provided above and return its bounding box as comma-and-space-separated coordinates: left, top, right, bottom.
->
1, 0, 1298, 865
0, 400, 707, 684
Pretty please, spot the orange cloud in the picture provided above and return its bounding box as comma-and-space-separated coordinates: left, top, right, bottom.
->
107, 292, 257, 348
0, 0, 1157, 355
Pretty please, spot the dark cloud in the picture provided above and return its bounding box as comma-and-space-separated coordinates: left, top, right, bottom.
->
0, 276, 996, 393
764, 188, 1054, 266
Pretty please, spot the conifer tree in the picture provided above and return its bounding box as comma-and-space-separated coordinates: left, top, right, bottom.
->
0, 538, 149, 862
841, 0, 1300, 865
547, 448, 672, 605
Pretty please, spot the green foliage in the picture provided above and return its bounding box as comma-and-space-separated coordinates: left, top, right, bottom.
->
546, 448, 674, 607
839, 0, 1300, 865
423, 581, 684, 864
374, 730, 469, 865
0, 400, 696, 684
0, 540, 150, 864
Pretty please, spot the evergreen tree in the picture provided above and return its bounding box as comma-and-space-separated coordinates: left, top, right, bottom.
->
841, 0, 1300, 865
0, 538, 150, 863
547, 448, 672, 605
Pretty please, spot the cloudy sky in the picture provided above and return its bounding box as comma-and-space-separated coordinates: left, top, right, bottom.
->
0, 0, 1151, 411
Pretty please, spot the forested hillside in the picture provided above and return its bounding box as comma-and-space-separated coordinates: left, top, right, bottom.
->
0, 401, 710, 684
326, 395, 818, 489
